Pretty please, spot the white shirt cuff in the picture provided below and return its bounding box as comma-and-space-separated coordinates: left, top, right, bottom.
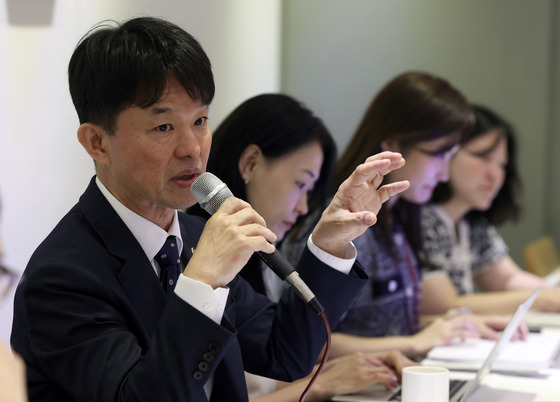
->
307, 235, 356, 275
174, 275, 229, 325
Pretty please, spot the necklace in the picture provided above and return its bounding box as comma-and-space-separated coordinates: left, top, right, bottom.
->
390, 231, 421, 335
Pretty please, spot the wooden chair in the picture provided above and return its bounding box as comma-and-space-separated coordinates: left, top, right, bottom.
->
522, 235, 560, 277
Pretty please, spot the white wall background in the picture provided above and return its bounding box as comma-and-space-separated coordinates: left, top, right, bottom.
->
1, 0, 559, 345
0, 0, 282, 343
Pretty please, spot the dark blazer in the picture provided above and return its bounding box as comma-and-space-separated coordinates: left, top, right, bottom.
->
11, 177, 366, 402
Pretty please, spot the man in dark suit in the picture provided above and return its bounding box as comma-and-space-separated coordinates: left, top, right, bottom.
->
11, 17, 409, 401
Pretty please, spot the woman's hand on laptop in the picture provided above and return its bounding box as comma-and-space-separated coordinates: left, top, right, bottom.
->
371, 350, 420, 380
412, 316, 480, 354
469, 314, 529, 341
303, 351, 401, 399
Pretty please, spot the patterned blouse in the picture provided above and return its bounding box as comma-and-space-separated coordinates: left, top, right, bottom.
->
421, 204, 508, 294
333, 222, 422, 337
281, 208, 422, 337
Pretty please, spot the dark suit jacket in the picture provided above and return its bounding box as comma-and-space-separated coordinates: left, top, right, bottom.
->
11, 177, 366, 401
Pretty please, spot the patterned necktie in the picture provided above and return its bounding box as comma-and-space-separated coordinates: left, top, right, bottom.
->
154, 236, 181, 297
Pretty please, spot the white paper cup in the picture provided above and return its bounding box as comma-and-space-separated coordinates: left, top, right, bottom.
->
401, 366, 449, 402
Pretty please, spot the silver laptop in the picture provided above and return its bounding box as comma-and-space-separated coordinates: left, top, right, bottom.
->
524, 268, 560, 331
332, 288, 541, 402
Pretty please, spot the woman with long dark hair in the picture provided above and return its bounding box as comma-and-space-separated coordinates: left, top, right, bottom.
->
283, 72, 519, 359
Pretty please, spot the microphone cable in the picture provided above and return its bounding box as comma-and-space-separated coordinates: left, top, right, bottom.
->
299, 311, 331, 402
191, 172, 332, 401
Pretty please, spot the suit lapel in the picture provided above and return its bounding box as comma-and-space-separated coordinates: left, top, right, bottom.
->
79, 177, 167, 334
79, 179, 211, 337
117, 255, 167, 333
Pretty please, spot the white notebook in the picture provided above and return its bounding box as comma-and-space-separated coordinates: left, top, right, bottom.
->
422, 332, 560, 373
524, 311, 560, 331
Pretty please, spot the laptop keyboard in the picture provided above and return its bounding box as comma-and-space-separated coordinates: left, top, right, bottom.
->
388, 379, 466, 401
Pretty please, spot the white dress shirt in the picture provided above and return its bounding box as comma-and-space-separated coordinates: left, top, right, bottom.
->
95, 176, 356, 398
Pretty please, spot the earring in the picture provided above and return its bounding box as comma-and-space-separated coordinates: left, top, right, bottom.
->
244, 178, 249, 185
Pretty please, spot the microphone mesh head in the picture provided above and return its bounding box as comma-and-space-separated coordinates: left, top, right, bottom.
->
191, 172, 233, 215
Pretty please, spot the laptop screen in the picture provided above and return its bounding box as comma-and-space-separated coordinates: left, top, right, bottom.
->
459, 288, 541, 401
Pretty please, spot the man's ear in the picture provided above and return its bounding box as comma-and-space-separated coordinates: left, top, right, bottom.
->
380, 138, 401, 153
238, 144, 262, 183
77, 123, 111, 165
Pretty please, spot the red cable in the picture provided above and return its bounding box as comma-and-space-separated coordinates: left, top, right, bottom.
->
299, 311, 331, 402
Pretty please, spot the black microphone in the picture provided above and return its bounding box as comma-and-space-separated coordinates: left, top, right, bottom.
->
191, 172, 324, 314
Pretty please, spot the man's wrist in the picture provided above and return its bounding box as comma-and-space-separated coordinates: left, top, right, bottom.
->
307, 235, 356, 274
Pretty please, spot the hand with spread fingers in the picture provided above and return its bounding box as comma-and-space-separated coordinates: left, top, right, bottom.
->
312, 151, 410, 257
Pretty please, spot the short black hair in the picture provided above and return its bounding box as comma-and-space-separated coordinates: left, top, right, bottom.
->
68, 16, 214, 133
188, 93, 336, 222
